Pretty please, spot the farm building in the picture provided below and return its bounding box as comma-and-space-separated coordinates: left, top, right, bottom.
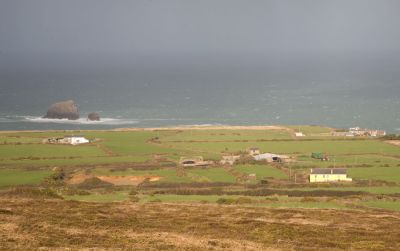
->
247, 147, 260, 156
179, 156, 213, 167
309, 168, 352, 183
220, 155, 241, 165
44, 135, 90, 145
295, 132, 305, 137
253, 153, 290, 163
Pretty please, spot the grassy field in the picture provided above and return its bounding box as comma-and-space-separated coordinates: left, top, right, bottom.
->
348, 167, 400, 183
361, 200, 400, 211
0, 169, 52, 187
163, 139, 400, 156
187, 167, 236, 183
233, 164, 288, 180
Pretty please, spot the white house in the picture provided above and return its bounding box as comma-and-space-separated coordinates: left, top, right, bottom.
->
309, 168, 352, 183
295, 132, 305, 137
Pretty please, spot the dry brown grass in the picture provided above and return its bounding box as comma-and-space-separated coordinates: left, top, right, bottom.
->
0, 198, 400, 250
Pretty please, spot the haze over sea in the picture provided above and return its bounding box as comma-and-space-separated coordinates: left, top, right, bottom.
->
1, 1, 400, 132
0, 56, 399, 132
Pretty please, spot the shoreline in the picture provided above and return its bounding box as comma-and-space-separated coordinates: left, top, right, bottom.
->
0, 124, 324, 133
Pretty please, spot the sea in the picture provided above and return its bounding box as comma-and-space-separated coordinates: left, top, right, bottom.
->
0, 63, 399, 132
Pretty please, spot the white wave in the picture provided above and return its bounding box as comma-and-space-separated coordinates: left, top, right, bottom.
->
20, 116, 139, 125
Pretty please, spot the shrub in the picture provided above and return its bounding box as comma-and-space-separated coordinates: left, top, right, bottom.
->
216, 198, 235, 205
300, 197, 317, 203
1, 187, 63, 199
235, 197, 253, 204
76, 177, 114, 190
129, 196, 140, 202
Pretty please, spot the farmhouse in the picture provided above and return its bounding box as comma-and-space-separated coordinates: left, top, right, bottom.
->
309, 168, 352, 183
44, 135, 90, 145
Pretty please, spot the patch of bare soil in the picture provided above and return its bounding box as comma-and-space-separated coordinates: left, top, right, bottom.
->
385, 140, 400, 147
97, 175, 160, 185
67, 173, 93, 184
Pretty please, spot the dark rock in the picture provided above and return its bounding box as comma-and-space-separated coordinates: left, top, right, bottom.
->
87, 112, 101, 121
44, 100, 79, 120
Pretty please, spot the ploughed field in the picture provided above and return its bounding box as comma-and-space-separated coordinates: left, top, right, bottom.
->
1, 126, 400, 250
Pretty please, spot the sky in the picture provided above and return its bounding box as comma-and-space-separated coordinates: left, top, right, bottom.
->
1, 0, 400, 73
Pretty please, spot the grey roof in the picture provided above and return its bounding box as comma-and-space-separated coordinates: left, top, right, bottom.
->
311, 168, 347, 175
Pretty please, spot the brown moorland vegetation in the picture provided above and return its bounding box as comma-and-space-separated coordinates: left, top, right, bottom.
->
1, 197, 400, 250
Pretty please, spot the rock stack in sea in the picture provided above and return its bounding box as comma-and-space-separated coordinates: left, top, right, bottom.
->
87, 112, 101, 121
43, 100, 79, 120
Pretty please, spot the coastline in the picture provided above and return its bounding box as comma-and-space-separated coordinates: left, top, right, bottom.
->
0, 124, 316, 133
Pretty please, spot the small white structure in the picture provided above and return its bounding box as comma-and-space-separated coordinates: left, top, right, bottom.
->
63, 136, 90, 145
295, 132, 305, 137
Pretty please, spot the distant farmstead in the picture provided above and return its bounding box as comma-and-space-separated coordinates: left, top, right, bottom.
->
309, 168, 352, 183
44, 135, 90, 145
348, 127, 386, 137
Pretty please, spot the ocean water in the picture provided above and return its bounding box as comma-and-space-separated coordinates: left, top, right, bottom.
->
0, 63, 399, 132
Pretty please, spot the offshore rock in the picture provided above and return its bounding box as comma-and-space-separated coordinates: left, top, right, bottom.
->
87, 112, 100, 121
44, 100, 79, 120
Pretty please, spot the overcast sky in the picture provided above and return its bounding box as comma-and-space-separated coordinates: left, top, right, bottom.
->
1, 0, 400, 72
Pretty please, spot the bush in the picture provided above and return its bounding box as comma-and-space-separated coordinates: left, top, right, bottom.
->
216, 198, 235, 205
129, 189, 138, 196
300, 197, 317, 203
1, 187, 63, 199
235, 197, 253, 204
150, 198, 162, 203
129, 196, 140, 202
76, 177, 114, 190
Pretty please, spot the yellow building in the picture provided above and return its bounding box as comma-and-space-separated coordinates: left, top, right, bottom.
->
309, 168, 352, 183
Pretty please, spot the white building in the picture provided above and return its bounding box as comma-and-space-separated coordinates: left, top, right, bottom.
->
64, 136, 90, 145
295, 132, 305, 137
309, 168, 352, 183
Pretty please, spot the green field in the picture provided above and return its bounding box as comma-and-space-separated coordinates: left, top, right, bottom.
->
1, 127, 400, 212
187, 167, 236, 183
64, 192, 344, 209
348, 167, 400, 183
361, 200, 400, 211
0, 169, 52, 187
233, 164, 288, 180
